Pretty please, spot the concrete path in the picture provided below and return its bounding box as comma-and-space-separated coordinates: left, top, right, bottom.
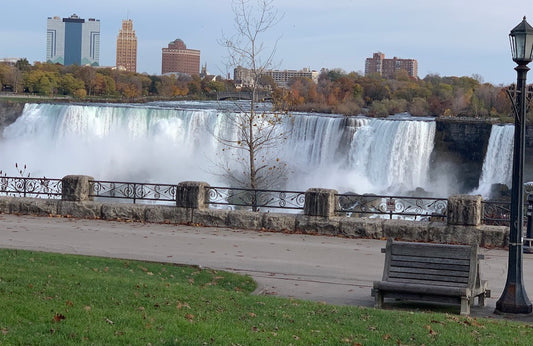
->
2, 213, 533, 321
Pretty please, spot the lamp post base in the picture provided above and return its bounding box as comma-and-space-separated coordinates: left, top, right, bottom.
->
495, 283, 532, 314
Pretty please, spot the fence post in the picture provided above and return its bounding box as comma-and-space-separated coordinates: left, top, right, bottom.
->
447, 194, 482, 226
176, 181, 210, 209
61, 175, 94, 202
304, 188, 338, 218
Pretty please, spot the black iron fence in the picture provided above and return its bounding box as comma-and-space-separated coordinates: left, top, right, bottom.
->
89, 180, 177, 204
0, 175, 523, 225
206, 186, 305, 211
336, 194, 448, 221
481, 200, 511, 226
0, 176, 62, 198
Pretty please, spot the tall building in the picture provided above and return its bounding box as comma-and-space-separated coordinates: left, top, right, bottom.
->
47, 14, 100, 66
116, 19, 137, 72
365, 52, 418, 79
161, 39, 200, 76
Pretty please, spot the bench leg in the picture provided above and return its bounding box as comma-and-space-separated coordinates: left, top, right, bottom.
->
478, 293, 485, 307
374, 290, 383, 308
460, 297, 470, 315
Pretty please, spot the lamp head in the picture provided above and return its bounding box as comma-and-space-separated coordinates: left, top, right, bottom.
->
510, 16, 533, 64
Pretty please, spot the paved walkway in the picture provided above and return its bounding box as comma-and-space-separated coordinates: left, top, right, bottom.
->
2, 214, 533, 321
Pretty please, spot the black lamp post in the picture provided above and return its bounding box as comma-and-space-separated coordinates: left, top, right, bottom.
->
495, 16, 533, 314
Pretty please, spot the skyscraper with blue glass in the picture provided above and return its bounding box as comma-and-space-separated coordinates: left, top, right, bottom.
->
46, 14, 100, 66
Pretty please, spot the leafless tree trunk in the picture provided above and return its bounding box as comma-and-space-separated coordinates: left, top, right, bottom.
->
218, 0, 289, 198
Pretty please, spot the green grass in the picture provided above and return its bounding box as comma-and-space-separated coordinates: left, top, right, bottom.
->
1, 249, 532, 345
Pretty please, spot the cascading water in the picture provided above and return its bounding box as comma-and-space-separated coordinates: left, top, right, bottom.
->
1, 101, 438, 195
347, 118, 436, 194
473, 124, 514, 197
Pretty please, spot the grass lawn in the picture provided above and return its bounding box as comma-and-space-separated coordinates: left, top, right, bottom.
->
0, 248, 532, 345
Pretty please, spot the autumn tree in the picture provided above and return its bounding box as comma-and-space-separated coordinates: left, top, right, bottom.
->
218, 0, 289, 207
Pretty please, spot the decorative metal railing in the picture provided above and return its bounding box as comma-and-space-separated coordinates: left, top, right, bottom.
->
0, 176, 62, 198
89, 180, 177, 204
206, 186, 306, 211
0, 175, 526, 226
481, 201, 511, 226
336, 194, 448, 221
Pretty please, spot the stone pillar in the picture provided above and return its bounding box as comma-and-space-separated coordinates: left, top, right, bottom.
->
304, 188, 338, 218
61, 175, 94, 201
447, 194, 482, 226
176, 181, 210, 209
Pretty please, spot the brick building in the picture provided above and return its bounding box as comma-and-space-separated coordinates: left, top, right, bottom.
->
161, 39, 200, 76
116, 19, 137, 72
365, 52, 418, 79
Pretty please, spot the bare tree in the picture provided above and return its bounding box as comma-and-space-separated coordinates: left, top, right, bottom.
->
218, 0, 289, 194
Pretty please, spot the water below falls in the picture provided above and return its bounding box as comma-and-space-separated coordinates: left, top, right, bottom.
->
0, 101, 509, 197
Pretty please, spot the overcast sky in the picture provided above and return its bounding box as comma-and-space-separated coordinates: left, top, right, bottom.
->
1, 0, 532, 85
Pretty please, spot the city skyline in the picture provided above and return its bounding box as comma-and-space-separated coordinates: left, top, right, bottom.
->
1, 0, 532, 85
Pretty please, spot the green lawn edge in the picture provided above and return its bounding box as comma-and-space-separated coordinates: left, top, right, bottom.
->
1, 248, 532, 345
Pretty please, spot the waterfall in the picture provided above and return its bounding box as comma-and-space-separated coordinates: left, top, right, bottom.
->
347, 118, 436, 194
1, 102, 437, 195
1, 103, 227, 183
474, 124, 514, 197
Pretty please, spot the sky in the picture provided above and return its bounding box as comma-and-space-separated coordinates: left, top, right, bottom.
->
1, 0, 533, 85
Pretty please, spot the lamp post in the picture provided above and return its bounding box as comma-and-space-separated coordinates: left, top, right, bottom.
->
495, 16, 533, 314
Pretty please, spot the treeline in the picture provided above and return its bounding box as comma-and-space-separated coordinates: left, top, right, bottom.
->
0, 59, 515, 119
0, 59, 234, 101
278, 69, 513, 120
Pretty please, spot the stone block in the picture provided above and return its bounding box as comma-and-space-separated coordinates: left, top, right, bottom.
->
296, 214, 341, 235
447, 194, 482, 226
0, 196, 13, 213
383, 219, 429, 241
18, 197, 59, 216
101, 203, 146, 222
144, 206, 190, 224
58, 201, 102, 219
304, 188, 338, 218
192, 209, 229, 227
227, 210, 263, 230
176, 181, 210, 209
338, 217, 384, 238
262, 212, 297, 232
479, 225, 508, 247
62, 175, 94, 202
429, 225, 481, 245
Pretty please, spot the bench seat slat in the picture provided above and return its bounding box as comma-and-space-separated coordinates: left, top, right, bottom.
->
391, 255, 470, 266
386, 277, 469, 287
390, 259, 469, 271
373, 281, 470, 297
389, 266, 470, 278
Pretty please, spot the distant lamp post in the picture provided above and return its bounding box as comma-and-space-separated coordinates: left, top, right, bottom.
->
495, 16, 533, 314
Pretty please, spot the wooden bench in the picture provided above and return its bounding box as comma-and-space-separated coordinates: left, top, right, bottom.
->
371, 239, 490, 315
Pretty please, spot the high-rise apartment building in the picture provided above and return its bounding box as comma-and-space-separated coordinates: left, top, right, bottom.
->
116, 19, 137, 72
234, 67, 319, 88
161, 39, 200, 76
46, 14, 100, 66
365, 52, 417, 79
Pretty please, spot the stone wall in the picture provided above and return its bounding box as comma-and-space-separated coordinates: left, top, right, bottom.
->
0, 176, 509, 248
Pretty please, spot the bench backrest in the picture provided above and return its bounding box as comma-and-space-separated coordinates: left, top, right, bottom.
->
382, 239, 478, 288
